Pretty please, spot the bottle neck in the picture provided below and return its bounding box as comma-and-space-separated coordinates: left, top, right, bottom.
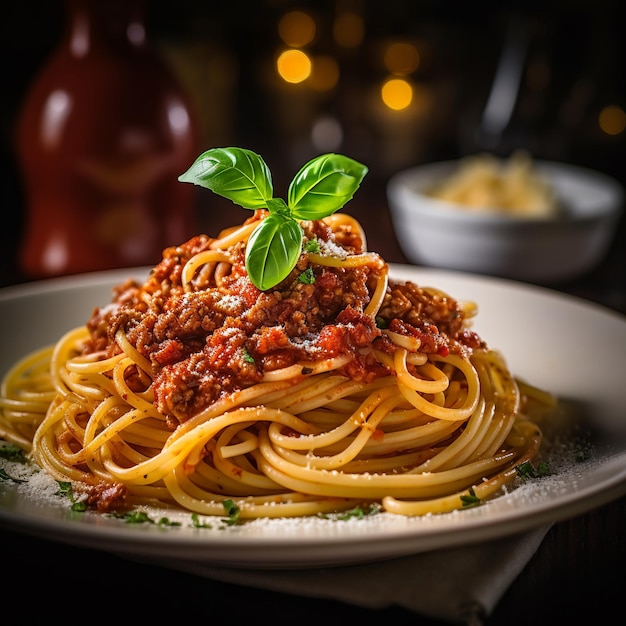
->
65, 0, 147, 57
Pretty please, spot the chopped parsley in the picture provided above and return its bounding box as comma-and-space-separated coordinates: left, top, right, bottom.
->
221, 499, 241, 525
0, 467, 27, 483
242, 346, 255, 364
56, 481, 87, 512
336, 503, 380, 520
110, 510, 182, 526
375, 316, 388, 329
304, 237, 321, 253
0, 443, 27, 463
317, 503, 381, 520
108, 510, 216, 528
460, 486, 481, 508
191, 513, 213, 529
574, 440, 593, 462
515, 460, 551, 480
298, 267, 316, 284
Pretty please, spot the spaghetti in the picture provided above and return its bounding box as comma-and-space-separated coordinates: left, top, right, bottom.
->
0, 211, 554, 518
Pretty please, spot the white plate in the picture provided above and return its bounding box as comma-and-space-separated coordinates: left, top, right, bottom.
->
1, 264, 626, 569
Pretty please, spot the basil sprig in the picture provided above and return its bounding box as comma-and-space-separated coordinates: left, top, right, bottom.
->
178, 147, 368, 290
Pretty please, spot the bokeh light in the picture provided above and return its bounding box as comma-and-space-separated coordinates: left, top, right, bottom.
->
381, 78, 413, 110
384, 42, 420, 75
276, 49, 312, 84
598, 105, 626, 136
311, 115, 343, 151
278, 11, 316, 47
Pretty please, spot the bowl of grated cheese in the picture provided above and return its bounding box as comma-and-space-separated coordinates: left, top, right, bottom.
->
386, 152, 624, 283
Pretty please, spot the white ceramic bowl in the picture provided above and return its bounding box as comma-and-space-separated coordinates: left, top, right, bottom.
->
387, 159, 624, 283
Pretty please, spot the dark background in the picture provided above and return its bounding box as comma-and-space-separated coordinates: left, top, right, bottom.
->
1, 0, 624, 300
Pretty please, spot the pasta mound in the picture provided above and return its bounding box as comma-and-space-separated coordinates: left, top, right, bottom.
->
0, 211, 555, 518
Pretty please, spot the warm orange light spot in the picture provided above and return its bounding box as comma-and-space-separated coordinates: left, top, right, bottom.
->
384, 42, 420, 75
333, 11, 364, 48
381, 78, 413, 110
598, 105, 626, 136
276, 49, 312, 84
278, 11, 316, 47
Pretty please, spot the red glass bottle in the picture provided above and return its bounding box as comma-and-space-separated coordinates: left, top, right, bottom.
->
16, 0, 199, 278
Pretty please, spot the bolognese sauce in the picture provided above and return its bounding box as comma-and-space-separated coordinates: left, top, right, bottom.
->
84, 218, 482, 425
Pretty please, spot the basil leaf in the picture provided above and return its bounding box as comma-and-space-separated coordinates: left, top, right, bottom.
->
266, 197, 290, 216
178, 147, 273, 209
178, 147, 369, 291
288, 153, 368, 219
245, 214, 303, 290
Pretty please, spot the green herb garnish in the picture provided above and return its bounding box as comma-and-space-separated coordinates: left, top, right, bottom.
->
191, 512, 213, 528
515, 460, 535, 480
460, 486, 481, 508
109, 510, 182, 526
57, 480, 87, 512
178, 147, 368, 290
316, 503, 381, 520
574, 439, 593, 462
304, 237, 321, 253
0, 468, 27, 483
515, 460, 551, 480
375, 316, 388, 329
336, 504, 380, 520
221, 498, 241, 525
536, 461, 551, 476
241, 346, 255, 364
0, 443, 27, 463
298, 267, 316, 284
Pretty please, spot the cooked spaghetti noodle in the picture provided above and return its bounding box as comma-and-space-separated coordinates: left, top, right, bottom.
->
0, 211, 554, 518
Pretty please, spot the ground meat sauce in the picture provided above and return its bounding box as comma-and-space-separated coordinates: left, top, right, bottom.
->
83, 218, 484, 426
